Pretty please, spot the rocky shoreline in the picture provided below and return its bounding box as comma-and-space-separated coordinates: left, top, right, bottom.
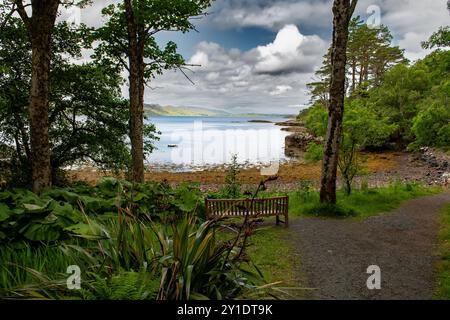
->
275, 120, 323, 158
274, 120, 449, 188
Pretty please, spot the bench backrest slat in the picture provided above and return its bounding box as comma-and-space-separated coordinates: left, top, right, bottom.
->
205, 196, 288, 219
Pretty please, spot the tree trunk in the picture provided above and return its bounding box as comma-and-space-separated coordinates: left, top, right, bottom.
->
17, 1, 60, 193
125, 0, 145, 183
358, 63, 363, 86
29, 34, 52, 192
128, 53, 145, 183
345, 178, 352, 196
320, 0, 355, 204
351, 60, 356, 93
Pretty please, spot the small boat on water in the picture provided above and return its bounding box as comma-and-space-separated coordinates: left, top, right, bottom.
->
168, 144, 178, 148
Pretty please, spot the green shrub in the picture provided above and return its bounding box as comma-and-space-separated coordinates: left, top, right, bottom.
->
411, 102, 450, 150
304, 143, 324, 162
219, 154, 241, 199
295, 180, 317, 202
437, 124, 450, 150
305, 103, 328, 137
303, 203, 357, 218
79, 271, 159, 300
360, 179, 370, 193
152, 215, 260, 300
0, 179, 204, 244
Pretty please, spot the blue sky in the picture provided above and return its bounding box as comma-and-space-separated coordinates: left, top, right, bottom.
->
81, 0, 450, 115
157, 26, 278, 57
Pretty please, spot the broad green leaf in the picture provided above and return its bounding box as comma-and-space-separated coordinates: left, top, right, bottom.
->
64, 222, 107, 240
23, 203, 49, 213
0, 203, 12, 221
0, 190, 13, 201
20, 223, 61, 241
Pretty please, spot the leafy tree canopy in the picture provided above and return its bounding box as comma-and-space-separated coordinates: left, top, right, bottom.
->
0, 18, 158, 187
93, 0, 212, 80
303, 49, 450, 151
422, 26, 450, 50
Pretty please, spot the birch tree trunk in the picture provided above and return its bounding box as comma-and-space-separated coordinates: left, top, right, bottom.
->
320, 0, 357, 204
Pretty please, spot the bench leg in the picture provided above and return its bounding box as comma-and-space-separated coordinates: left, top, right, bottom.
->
276, 215, 280, 226
284, 213, 289, 228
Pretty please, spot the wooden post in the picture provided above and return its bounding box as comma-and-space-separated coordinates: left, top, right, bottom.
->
285, 196, 289, 228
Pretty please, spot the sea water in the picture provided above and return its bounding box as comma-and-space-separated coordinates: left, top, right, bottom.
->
147, 116, 291, 170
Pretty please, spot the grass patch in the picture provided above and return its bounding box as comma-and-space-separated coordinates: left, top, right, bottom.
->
0, 244, 75, 292
302, 203, 357, 218
245, 226, 297, 286
435, 204, 450, 300
288, 182, 442, 218
242, 224, 306, 299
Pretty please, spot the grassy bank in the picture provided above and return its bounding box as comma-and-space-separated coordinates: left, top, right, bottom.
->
435, 204, 450, 300
246, 226, 296, 285
288, 182, 442, 218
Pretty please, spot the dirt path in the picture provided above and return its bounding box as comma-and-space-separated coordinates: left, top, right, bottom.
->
289, 192, 450, 300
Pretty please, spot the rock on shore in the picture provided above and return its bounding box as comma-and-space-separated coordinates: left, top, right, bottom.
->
285, 133, 323, 157
274, 120, 323, 158
418, 147, 450, 185
275, 120, 305, 127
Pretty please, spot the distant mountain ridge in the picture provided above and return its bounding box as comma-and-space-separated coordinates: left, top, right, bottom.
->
144, 104, 229, 117
144, 104, 293, 118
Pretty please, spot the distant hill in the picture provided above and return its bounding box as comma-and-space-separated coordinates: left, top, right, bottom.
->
144, 104, 229, 117
144, 104, 294, 118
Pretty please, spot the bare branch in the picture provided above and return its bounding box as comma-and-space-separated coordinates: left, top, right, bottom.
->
177, 66, 195, 85
182, 63, 201, 68
118, 56, 130, 72
0, 3, 16, 29
13, 0, 31, 32
349, 0, 358, 22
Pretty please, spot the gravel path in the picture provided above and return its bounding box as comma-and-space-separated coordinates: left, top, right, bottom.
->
290, 192, 450, 300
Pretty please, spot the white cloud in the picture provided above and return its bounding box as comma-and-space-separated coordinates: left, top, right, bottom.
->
254, 25, 327, 74
210, 0, 331, 31
145, 25, 325, 114
270, 85, 293, 96
398, 32, 433, 62
189, 51, 210, 67
369, 0, 449, 61
205, 72, 220, 81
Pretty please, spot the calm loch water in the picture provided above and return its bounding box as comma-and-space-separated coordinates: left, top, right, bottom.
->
147, 116, 291, 169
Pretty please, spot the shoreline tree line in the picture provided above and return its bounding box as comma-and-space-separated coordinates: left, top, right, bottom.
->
303, 0, 449, 202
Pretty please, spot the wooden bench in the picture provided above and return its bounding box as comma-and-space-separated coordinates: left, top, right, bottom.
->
205, 196, 289, 228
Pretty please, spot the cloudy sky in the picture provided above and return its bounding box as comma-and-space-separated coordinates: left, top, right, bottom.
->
78, 0, 450, 115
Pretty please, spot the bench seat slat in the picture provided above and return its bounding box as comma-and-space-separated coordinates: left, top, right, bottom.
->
205, 196, 289, 228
